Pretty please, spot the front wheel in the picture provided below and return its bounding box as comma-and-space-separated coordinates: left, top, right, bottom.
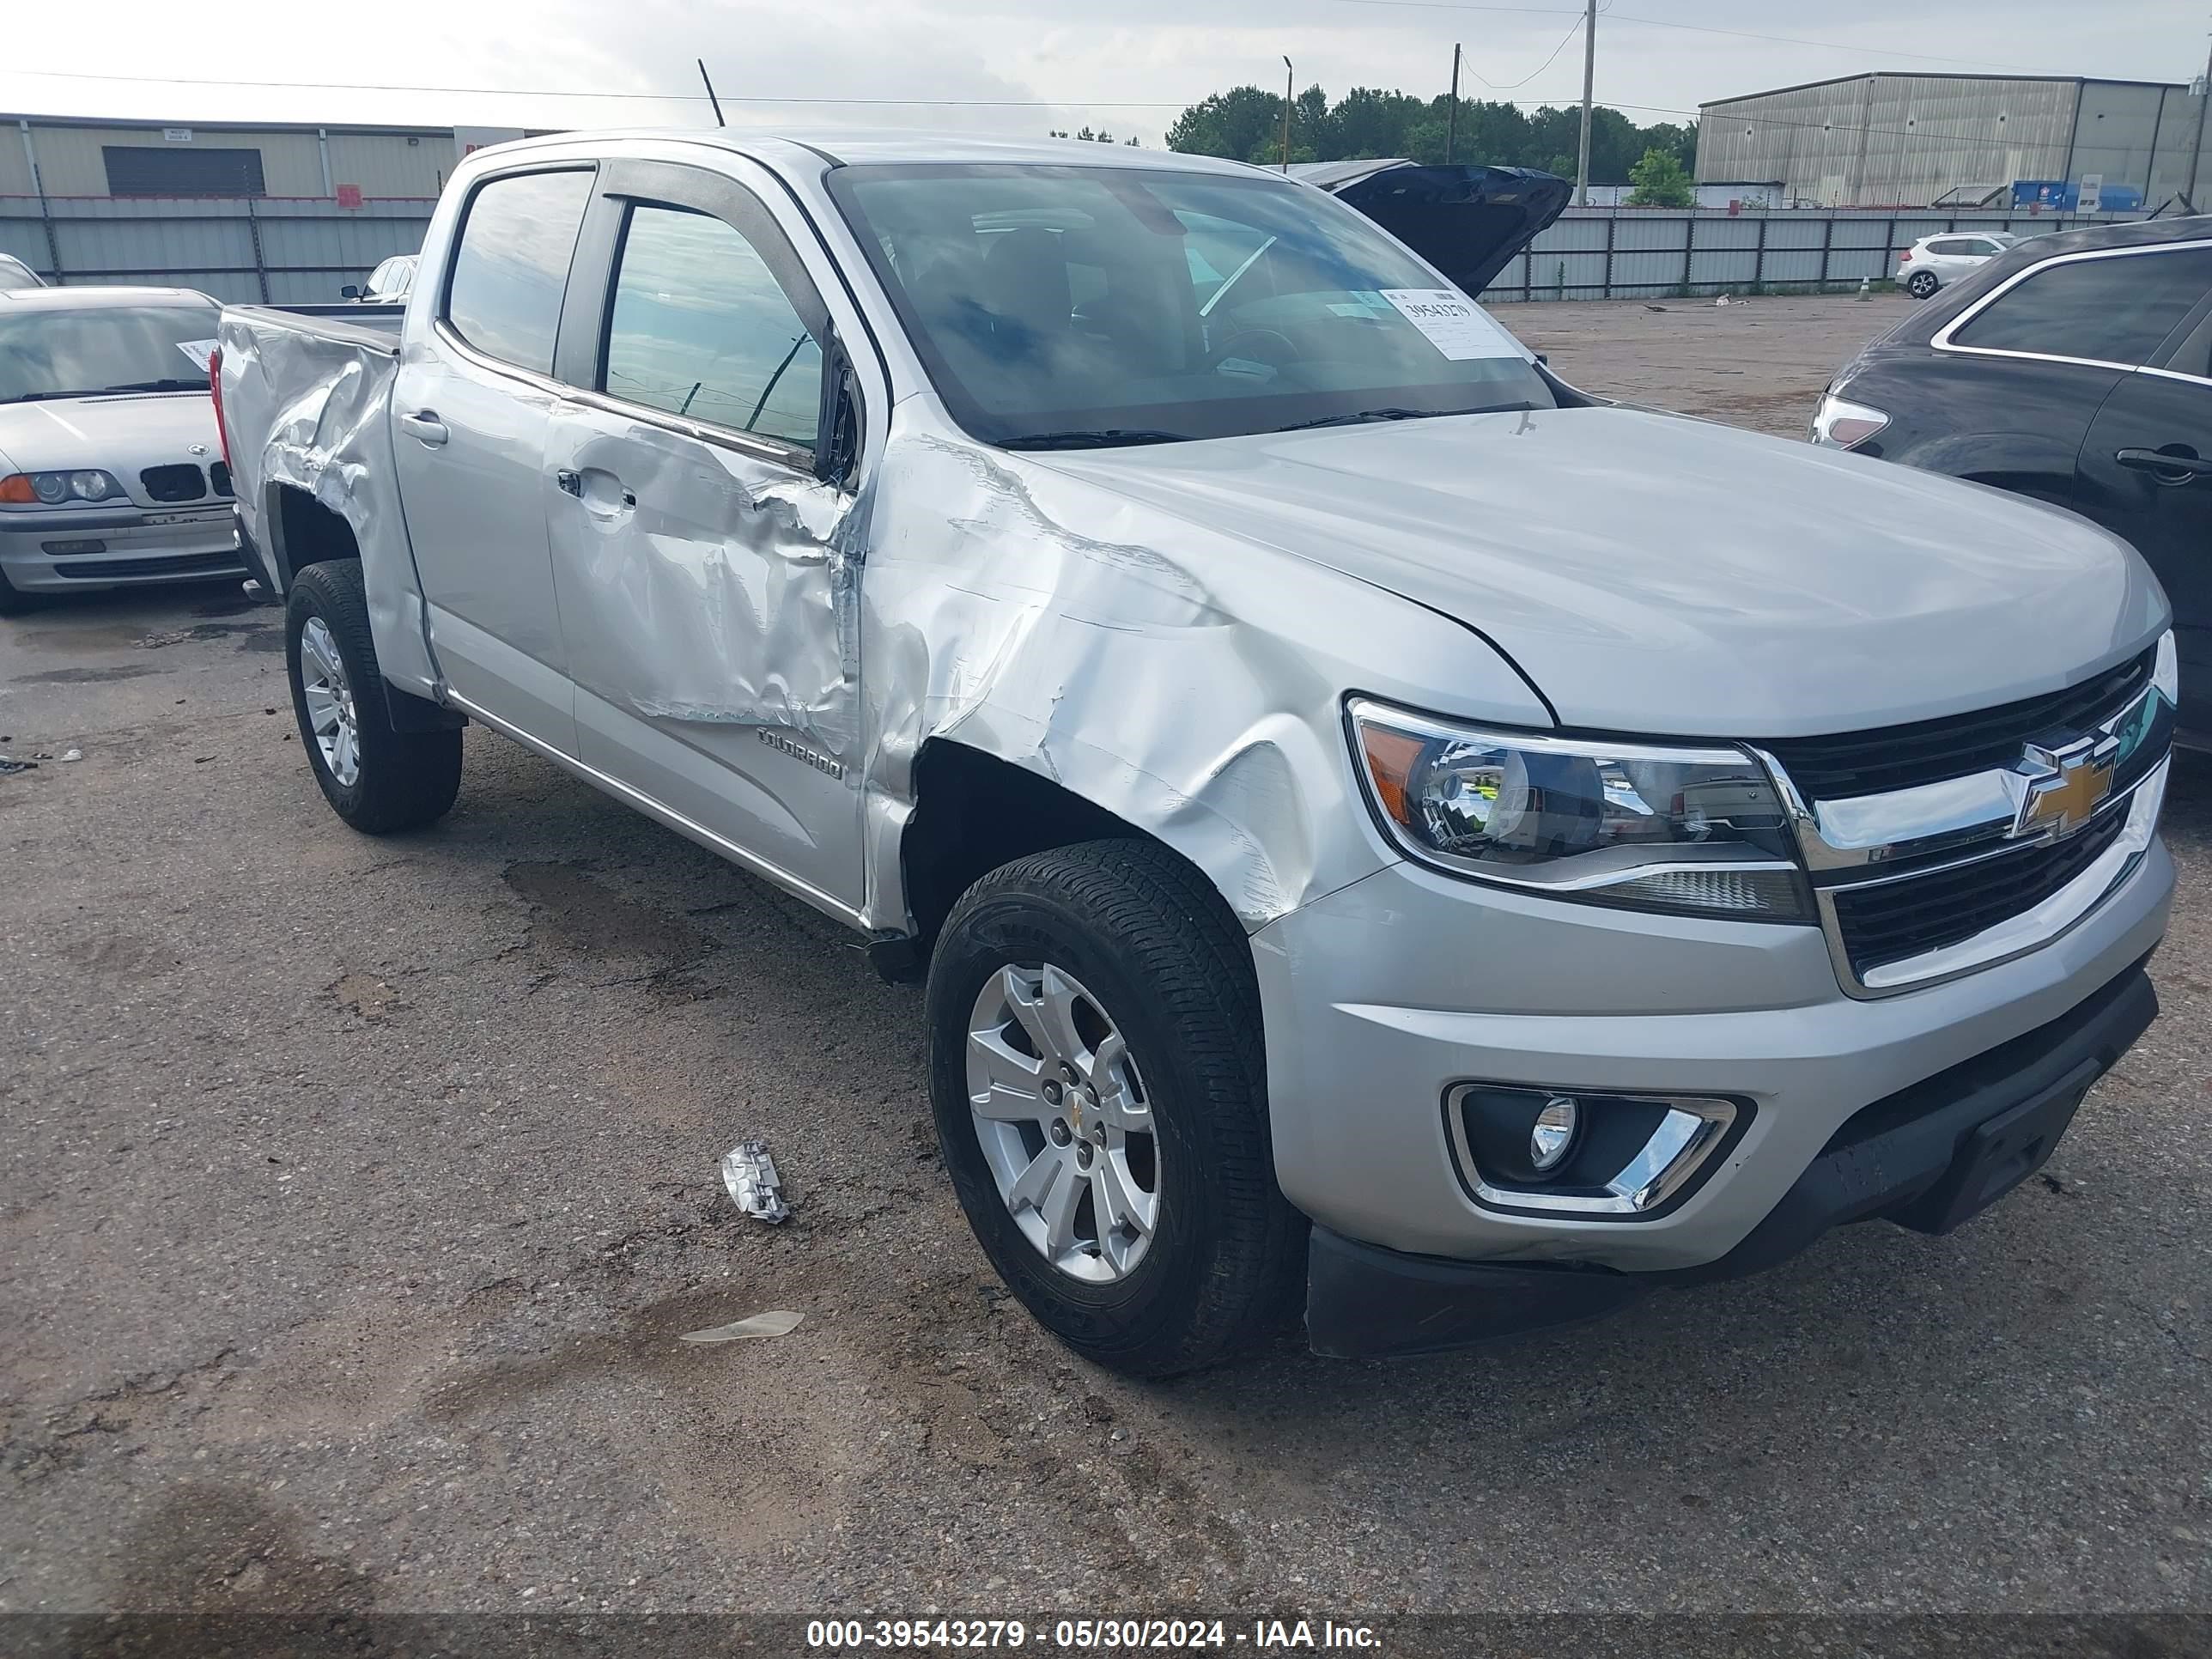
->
926, 840, 1305, 1377
285, 560, 461, 834
1906, 270, 1939, 299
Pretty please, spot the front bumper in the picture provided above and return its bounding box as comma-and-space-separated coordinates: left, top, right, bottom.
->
1306, 962, 2157, 1356
1253, 813, 2172, 1283
0, 503, 246, 592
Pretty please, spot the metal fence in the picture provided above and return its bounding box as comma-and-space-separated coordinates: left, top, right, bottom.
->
0, 191, 2145, 308
0, 194, 434, 305
1479, 206, 2132, 302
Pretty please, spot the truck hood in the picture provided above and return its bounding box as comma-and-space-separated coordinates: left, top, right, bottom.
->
1290, 161, 1571, 295
0, 392, 221, 497
1036, 405, 2166, 739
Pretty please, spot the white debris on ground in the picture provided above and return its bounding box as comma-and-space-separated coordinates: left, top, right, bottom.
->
720, 1139, 790, 1224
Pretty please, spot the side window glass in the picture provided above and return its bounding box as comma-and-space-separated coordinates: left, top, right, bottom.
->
1952, 248, 2212, 367
600, 203, 821, 450
445, 170, 593, 374
2167, 310, 2212, 380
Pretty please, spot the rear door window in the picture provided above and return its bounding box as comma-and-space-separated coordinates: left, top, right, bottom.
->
598, 203, 822, 450
1951, 246, 2212, 367
444, 169, 594, 374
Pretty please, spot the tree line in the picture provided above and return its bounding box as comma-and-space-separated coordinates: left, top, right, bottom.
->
1159, 84, 1697, 185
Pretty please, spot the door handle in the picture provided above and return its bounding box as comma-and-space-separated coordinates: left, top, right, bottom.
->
398, 410, 448, 447
558, 469, 636, 510
2117, 447, 2212, 482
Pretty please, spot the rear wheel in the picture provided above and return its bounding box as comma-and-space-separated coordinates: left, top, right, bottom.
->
1906, 270, 1939, 299
926, 840, 1305, 1377
285, 560, 460, 834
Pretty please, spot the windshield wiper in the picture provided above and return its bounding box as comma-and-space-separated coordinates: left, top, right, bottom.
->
99, 378, 209, 394
3, 388, 108, 404
1270, 405, 1512, 434
998, 428, 1194, 451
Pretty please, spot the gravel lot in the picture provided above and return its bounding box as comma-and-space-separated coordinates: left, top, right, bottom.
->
3, 292, 2208, 1632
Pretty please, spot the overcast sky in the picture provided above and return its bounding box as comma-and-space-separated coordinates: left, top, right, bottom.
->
3, 1, 2207, 146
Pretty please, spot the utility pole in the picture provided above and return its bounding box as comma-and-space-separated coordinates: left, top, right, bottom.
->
1575, 0, 1595, 204
1282, 57, 1294, 172
2187, 29, 2211, 210
1446, 44, 1462, 165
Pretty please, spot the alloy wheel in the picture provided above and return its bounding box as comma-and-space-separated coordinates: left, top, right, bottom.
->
964, 963, 1160, 1283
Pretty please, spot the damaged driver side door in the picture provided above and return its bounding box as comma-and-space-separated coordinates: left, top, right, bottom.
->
542, 158, 867, 917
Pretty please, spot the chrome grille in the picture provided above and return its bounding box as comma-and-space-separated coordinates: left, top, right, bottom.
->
1765, 659, 2172, 997
1828, 809, 2130, 978
1760, 650, 2154, 800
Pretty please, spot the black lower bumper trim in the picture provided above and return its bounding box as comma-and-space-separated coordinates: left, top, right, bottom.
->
1304, 961, 2158, 1359
1305, 1228, 1645, 1358
1678, 960, 2157, 1285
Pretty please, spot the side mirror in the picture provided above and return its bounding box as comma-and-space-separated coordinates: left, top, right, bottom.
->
340, 284, 361, 300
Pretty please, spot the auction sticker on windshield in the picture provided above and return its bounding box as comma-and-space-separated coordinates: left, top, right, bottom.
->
1376, 289, 1522, 360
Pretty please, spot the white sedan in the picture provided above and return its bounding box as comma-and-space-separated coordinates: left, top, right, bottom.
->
0, 286, 244, 614
1896, 231, 2018, 298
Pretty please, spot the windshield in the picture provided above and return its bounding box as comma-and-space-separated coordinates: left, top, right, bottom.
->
0, 302, 220, 404
826, 163, 1553, 447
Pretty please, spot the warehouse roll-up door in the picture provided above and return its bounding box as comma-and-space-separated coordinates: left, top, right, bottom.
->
102, 145, 267, 198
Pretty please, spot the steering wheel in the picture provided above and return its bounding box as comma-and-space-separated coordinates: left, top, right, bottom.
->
1204, 327, 1299, 374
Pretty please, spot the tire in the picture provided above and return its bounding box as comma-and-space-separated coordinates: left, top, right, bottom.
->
926, 839, 1305, 1377
1906, 270, 1939, 299
0, 564, 37, 617
285, 559, 461, 834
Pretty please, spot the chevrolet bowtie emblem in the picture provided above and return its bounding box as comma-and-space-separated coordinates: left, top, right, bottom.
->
2013, 738, 2117, 841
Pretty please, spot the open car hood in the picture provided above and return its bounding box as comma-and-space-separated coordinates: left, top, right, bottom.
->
1289, 160, 1571, 296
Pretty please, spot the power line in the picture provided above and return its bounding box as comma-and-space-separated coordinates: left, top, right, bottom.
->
1467, 11, 1588, 91
1328, 0, 2069, 76
0, 64, 2148, 158
0, 66, 1192, 108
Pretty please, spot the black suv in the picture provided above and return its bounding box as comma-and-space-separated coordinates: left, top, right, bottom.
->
1815, 216, 2212, 735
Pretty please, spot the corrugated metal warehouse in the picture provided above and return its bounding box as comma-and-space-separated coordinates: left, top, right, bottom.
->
0, 114, 531, 303
1696, 74, 2211, 208
1, 114, 525, 200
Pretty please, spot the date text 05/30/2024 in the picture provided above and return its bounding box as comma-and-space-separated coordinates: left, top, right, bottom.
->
805, 1619, 1382, 1650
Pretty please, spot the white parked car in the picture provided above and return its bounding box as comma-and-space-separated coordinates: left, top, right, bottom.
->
0, 253, 46, 290
0, 286, 244, 614
1897, 231, 2019, 298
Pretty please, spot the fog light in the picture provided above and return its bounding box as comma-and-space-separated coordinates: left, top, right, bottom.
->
1448, 1083, 1745, 1216
1529, 1097, 1578, 1171
43, 538, 106, 556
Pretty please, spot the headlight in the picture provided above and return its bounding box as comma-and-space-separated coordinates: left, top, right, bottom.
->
0, 471, 129, 506
2154, 629, 2179, 706
1810, 392, 1888, 449
1347, 697, 1812, 922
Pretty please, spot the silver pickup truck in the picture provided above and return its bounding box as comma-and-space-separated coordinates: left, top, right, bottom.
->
215, 131, 2176, 1375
